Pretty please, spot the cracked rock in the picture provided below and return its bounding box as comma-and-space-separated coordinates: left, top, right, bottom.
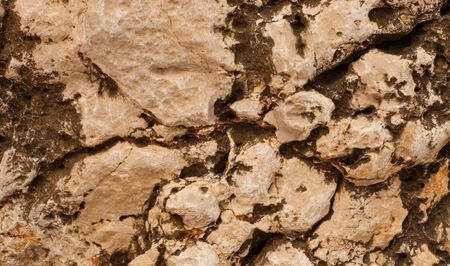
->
165, 181, 221, 229
309, 178, 408, 264
264, 90, 335, 143
252, 239, 313, 266
0, 0, 449, 265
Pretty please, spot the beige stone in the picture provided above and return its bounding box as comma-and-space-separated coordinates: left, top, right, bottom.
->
309, 178, 408, 264
316, 116, 396, 185
89, 219, 135, 254
256, 158, 336, 233
58, 142, 186, 225
265, 0, 442, 88
128, 248, 160, 266
167, 242, 219, 266
350, 50, 415, 114
395, 120, 450, 164
252, 240, 313, 266
231, 98, 263, 121
264, 90, 335, 143
418, 162, 449, 222
84, 0, 235, 127
207, 211, 255, 261
0, 149, 37, 202
165, 182, 221, 229
230, 140, 281, 215
317, 117, 392, 159
67, 73, 147, 146
411, 245, 440, 266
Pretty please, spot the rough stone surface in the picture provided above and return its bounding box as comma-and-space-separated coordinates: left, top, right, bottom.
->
252, 239, 313, 266
0, 0, 449, 265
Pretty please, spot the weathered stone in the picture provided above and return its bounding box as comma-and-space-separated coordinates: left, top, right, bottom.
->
316, 116, 396, 185
417, 162, 449, 222
89, 219, 135, 254
265, 0, 443, 88
207, 211, 255, 261
231, 98, 263, 121
165, 182, 221, 229
411, 245, 440, 266
84, 0, 235, 127
229, 140, 281, 215
252, 240, 313, 266
256, 158, 336, 234
395, 120, 450, 164
58, 142, 186, 225
309, 178, 408, 264
128, 248, 160, 266
264, 90, 335, 143
1, 0, 449, 265
167, 242, 219, 266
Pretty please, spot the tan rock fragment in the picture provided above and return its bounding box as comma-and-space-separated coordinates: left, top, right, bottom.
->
351, 50, 415, 114
58, 142, 186, 225
15, 0, 85, 42
230, 140, 281, 215
207, 211, 255, 261
0, 149, 37, 201
317, 116, 392, 159
256, 158, 336, 233
152, 125, 187, 142
128, 248, 160, 266
418, 162, 449, 222
66, 73, 147, 146
252, 240, 313, 266
316, 116, 396, 185
411, 245, 440, 266
264, 90, 334, 143
165, 182, 221, 229
230, 98, 263, 121
265, 0, 443, 89
167, 242, 219, 266
89, 219, 135, 254
84, 0, 235, 127
309, 178, 408, 264
395, 120, 450, 165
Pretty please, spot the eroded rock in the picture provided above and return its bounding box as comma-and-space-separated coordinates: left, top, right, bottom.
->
1, 0, 449, 265
309, 178, 408, 264
264, 90, 335, 143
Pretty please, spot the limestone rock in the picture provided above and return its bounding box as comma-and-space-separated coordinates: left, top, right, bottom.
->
89, 219, 135, 254
265, 0, 444, 88
252, 240, 313, 266
316, 116, 396, 185
207, 211, 255, 261
128, 248, 160, 266
229, 140, 281, 215
84, 0, 235, 127
231, 98, 263, 120
411, 245, 440, 266
167, 242, 219, 266
309, 178, 408, 264
66, 73, 147, 147
165, 182, 221, 229
264, 90, 335, 143
395, 120, 450, 165
58, 142, 186, 225
350, 50, 415, 115
417, 161, 449, 222
1, 0, 449, 265
256, 158, 337, 234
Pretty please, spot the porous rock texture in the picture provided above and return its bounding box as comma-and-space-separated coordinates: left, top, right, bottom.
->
0, 0, 449, 265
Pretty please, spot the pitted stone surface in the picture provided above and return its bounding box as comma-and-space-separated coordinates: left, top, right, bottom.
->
0, 0, 449, 265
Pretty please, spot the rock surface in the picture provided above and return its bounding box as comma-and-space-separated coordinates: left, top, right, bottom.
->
0, 0, 449, 265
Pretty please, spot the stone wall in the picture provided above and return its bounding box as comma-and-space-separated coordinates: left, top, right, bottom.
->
0, 0, 449, 265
